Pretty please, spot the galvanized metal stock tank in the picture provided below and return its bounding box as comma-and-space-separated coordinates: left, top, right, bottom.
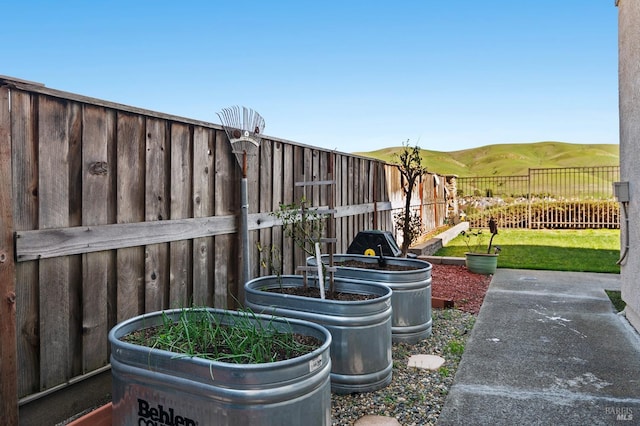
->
109, 308, 332, 426
308, 254, 433, 344
244, 275, 393, 394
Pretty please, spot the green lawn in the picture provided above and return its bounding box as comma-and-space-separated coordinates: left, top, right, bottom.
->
434, 228, 621, 274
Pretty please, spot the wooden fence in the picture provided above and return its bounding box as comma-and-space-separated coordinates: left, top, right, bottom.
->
0, 76, 447, 423
457, 166, 620, 229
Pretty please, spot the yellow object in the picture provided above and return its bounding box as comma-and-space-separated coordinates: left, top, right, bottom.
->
364, 248, 376, 256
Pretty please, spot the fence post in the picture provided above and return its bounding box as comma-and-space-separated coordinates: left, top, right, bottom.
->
373, 161, 378, 229
0, 85, 18, 424
527, 168, 532, 229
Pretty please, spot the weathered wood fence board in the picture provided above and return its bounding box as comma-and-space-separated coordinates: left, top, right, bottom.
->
269, 141, 284, 277
81, 105, 113, 373
11, 89, 39, 404
0, 85, 18, 426
144, 117, 168, 312
115, 112, 145, 322
0, 76, 448, 422
258, 138, 273, 279
169, 122, 193, 307
38, 96, 73, 390
192, 126, 214, 306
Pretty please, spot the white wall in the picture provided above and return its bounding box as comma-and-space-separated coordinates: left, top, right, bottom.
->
618, 0, 640, 332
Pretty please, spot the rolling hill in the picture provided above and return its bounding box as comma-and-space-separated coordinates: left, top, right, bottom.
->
354, 141, 619, 177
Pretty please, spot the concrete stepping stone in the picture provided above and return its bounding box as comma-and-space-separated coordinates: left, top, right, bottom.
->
354, 415, 402, 425
407, 354, 445, 370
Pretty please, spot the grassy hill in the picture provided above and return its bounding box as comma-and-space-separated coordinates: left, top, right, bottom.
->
354, 141, 619, 177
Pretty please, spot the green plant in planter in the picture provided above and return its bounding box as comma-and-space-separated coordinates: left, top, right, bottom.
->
122, 307, 319, 364
393, 209, 422, 252
272, 196, 332, 292
393, 140, 428, 256
256, 242, 282, 284
461, 217, 501, 254
273, 196, 327, 256
462, 218, 501, 274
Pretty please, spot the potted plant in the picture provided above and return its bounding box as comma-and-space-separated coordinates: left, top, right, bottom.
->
246, 198, 393, 394
109, 307, 332, 425
462, 217, 501, 274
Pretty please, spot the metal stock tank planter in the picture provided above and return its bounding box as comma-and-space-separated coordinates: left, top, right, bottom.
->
244, 275, 393, 394
109, 308, 332, 426
309, 254, 433, 344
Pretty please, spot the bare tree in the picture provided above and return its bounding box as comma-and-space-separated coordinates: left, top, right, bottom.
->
394, 140, 428, 255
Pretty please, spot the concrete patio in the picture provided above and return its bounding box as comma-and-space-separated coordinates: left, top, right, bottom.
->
438, 269, 640, 425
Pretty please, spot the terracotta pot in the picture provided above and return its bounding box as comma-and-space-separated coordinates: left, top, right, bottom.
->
67, 403, 112, 426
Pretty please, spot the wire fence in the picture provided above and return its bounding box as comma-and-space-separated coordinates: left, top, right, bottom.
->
457, 166, 620, 229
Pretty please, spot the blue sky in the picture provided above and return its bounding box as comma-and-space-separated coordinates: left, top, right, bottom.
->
2, 1, 619, 153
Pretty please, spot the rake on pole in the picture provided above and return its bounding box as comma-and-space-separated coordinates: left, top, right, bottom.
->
217, 106, 266, 292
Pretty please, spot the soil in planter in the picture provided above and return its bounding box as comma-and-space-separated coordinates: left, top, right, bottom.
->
121, 323, 322, 363
267, 286, 376, 301
334, 260, 420, 271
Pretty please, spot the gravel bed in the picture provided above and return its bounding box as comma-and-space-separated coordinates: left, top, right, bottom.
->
331, 308, 476, 425
331, 263, 491, 425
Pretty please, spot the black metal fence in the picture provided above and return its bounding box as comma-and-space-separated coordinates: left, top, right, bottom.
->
457, 166, 620, 229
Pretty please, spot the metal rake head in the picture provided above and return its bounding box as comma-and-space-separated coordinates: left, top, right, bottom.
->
216, 106, 265, 156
